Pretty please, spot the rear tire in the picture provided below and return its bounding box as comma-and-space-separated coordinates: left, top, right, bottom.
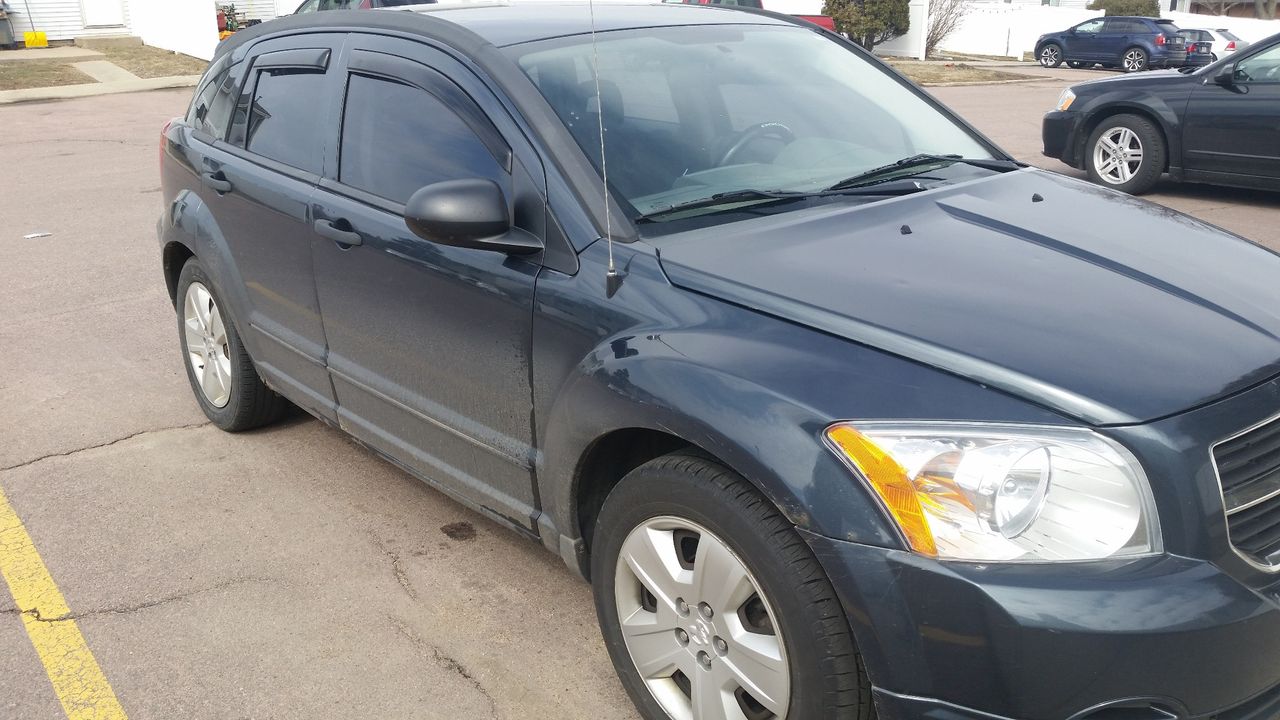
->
176, 258, 289, 431
1039, 43, 1063, 68
591, 452, 872, 720
1122, 46, 1148, 72
1085, 113, 1165, 195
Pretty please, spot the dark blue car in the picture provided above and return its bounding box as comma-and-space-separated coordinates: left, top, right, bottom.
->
1037, 16, 1187, 72
161, 5, 1280, 720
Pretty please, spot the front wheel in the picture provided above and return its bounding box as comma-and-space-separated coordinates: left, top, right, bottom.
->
1085, 114, 1165, 194
1122, 47, 1148, 72
591, 452, 871, 720
1039, 43, 1063, 67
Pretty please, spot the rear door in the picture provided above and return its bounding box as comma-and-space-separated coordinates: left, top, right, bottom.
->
1183, 42, 1280, 181
198, 33, 347, 419
1095, 18, 1134, 63
309, 34, 548, 529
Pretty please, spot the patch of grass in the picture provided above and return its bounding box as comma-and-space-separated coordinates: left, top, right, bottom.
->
886, 60, 1038, 85
91, 45, 208, 79
0, 60, 95, 91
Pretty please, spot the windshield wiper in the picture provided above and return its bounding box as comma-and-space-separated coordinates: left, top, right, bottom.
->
826, 153, 1021, 192
633, 178, 950, 223
634, 188, 810, 223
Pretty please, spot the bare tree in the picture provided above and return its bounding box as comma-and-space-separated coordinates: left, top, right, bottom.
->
1255, 0, 1278, 18
926, 0, 972, 57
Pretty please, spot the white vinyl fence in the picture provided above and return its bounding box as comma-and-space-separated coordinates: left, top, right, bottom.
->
883, 1, 1280, 59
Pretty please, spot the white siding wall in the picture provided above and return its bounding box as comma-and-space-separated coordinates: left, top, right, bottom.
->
8, 0, 134, 41
235, 0, 283, 21
133, 0, 218, 60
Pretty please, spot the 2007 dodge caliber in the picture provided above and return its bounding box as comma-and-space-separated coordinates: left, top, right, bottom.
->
158, 4, 1280, 719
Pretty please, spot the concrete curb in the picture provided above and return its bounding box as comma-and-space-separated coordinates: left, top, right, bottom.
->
921, 76, 1050, 87
0, 75, 200, 105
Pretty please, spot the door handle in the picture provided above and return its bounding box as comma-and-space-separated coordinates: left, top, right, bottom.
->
314, 218, 363, 247
201, 171, 232, 193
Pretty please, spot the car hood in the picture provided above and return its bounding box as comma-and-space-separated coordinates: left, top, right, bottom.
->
1074, 68, 1195, 91
655, 169, 1280, 425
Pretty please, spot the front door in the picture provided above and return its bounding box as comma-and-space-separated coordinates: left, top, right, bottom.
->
1064, 19, 1106, 61
81, 0, 124, 27
310, 35, 548, 529
1183, 43, 1280, 181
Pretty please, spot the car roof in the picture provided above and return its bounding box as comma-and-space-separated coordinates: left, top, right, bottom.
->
217, 2, 793, 56
412, 2, 791, 46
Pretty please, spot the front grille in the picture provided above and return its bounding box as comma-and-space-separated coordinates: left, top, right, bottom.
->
1214, 415, 1280, 567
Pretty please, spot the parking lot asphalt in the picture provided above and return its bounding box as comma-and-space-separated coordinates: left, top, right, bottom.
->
0, 73, 1276, 719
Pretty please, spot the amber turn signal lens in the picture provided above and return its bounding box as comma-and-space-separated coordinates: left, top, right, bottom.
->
826, 425, 937, 556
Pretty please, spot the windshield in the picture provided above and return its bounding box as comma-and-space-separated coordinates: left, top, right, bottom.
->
508, 24, 994, 221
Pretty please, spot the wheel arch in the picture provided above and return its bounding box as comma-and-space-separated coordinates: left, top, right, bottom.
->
163, 240, 195, 306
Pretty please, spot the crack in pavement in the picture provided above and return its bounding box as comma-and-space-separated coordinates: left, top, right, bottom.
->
388, 614, 499, 718
0, 421, 210, 474
13, 577, 282, 623
367, 530, 419, 601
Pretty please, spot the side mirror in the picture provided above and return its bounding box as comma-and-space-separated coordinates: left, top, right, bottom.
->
1213, 64, 1237, 87
404, 179, 541, 255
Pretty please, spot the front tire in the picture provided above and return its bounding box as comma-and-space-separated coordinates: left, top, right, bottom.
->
1085, 114, 1165, 195
176, 258, 288, 431
1122, 47, 1148, 72
591, 452, 871, 720
1039, 43, 1063, 68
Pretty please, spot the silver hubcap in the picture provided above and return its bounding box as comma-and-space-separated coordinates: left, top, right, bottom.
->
615, 517, 789, 720
1040, 47, 1059, 66
183, 281, 233, 408
1093, 126, 1144, 185
1123, 50, 1145, 71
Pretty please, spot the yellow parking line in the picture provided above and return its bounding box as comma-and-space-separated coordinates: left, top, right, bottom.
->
0, 483, 128, 720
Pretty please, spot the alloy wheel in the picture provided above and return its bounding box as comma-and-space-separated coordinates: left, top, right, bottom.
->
614, 516, 789, 720
183, 281, 233, 408
1093, 126, 1144, 186
1123, 49, 1146, 72
1040, 46, 1060, 67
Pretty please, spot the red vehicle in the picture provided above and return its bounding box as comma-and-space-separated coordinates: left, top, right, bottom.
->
661, 0, 836, 31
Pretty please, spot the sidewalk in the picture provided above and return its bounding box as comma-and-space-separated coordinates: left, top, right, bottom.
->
0, 45, 201, 104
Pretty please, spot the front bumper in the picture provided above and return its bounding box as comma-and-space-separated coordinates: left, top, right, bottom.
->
805, 532, 1280, 720
1042, 110, 1085, 168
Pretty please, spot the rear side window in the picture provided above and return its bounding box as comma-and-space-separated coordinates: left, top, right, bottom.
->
239, 68, 327, 174
339, 74, 505, 204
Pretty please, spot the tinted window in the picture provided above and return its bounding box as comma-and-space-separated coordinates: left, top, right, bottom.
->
339, 74, 505, 204
241, 68, 327, 174
189, 64, 238, 140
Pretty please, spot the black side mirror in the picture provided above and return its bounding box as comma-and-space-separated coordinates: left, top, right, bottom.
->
1213, 64, 1237, 87
404, 179, 541, 255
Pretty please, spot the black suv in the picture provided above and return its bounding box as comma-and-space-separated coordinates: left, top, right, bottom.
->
162, 6, 1280, 720
1036, 16, 1187, 72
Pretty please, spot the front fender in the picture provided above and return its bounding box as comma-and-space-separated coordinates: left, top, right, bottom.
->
1077, 89, 1188, 169
533, 243, 1074, 561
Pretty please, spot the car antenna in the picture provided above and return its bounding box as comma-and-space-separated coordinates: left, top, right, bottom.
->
587, 0, 625, 298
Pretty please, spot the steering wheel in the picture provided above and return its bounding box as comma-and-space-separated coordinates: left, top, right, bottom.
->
718, 122, 796, 166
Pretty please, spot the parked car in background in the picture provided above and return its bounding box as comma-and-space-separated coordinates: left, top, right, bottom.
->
1179, 28, 1214, 67
661, 0, 835, 31
293, 0, 434, 11
1044, 33, 1280, 193
1201, 27, 1250, 61
166, 6, 1280, 720
1036, 16, 1187, 72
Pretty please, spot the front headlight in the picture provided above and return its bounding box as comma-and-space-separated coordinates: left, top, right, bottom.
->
824, 422, 1161, 562
1056, 88, 1077, 111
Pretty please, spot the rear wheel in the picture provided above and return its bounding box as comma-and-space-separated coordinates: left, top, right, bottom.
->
1122, 47, 1148, 72
591, 452, 871, 720
1085, 114, 1165, 194
176, 258, 289, 431
1039, 43, 1063, 67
